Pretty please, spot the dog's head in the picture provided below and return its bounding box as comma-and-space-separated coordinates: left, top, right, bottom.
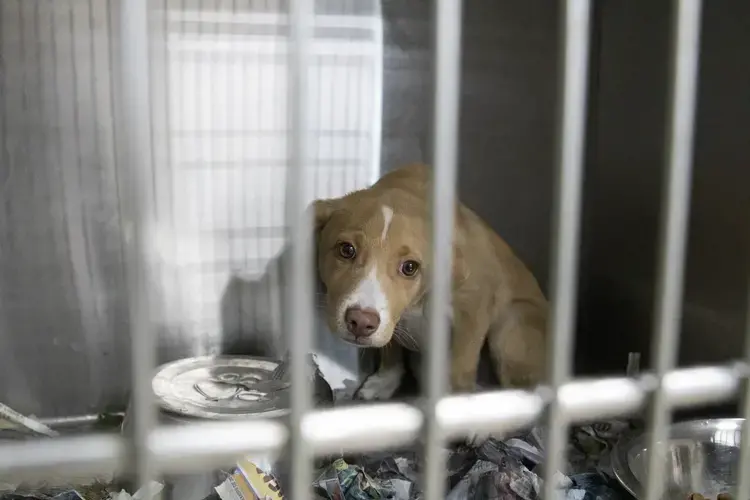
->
311, 188, 467, 348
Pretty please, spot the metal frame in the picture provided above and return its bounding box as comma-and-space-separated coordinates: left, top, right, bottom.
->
5, 0, 750, 498
117, 0, 157, 488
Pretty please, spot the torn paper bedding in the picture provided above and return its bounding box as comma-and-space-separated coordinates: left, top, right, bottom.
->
309, 416, 639, 500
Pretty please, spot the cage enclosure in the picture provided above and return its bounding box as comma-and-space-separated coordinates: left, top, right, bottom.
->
0, 1, 748, 500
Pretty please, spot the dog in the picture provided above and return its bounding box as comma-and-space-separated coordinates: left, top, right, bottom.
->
310, 163, 549, 400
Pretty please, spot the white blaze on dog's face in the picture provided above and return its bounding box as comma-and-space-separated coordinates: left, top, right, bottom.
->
312, 192, 428, 348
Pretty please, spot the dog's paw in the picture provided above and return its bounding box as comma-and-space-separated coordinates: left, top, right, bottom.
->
353, 369, 403, 401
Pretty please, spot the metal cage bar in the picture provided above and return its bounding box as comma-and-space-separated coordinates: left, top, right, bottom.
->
0, 365, 740, 483
542, 1, 591, 499
422, 0, 464, 498
737, 294, 750, 500
643, 3, 703, 500
117, 0, 157, 487
287, 0, 315, 498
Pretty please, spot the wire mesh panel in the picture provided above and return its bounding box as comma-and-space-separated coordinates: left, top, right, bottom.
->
1, 1, 749, 499
0, 0, 383, 418
153, 0, 384, 359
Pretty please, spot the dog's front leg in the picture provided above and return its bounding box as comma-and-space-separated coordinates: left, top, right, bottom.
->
353, 344, 405, 401
451, 311, 491, 446
450, 311, 490, 394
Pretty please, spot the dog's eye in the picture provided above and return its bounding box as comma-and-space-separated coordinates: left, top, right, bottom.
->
400, 260, 420, 277
337, 242, 356, 260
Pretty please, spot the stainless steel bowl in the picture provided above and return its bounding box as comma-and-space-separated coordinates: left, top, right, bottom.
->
612, 418, 743, 500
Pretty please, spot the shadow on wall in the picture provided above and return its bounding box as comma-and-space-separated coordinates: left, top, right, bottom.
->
217, 249, 365, 391
219, 274, 280, 357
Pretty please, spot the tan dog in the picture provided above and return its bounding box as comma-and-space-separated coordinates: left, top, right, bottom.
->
311, 163, 548, 400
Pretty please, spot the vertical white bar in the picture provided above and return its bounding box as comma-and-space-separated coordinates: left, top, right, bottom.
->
643, 3, 702, 500
118, 0, 157, 487
369, 4, 384, 185
542, 1, 591, 499
422, 1, 463, 499
287, 0, 314, 498
737, 289, 750, 500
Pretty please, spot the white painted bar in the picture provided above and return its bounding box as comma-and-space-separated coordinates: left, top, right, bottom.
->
286, 0, 315, 498
118, 0, 158, 486
423, 0, 464, 499
542, 1, 591, 500
643, 3, 703, 500
0, 367, 739, 483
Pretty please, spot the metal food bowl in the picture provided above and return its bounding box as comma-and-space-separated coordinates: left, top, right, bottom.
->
613, 418, 743, 500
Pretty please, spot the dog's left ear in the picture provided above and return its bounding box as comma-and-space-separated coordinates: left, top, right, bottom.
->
308, 199, 336, 234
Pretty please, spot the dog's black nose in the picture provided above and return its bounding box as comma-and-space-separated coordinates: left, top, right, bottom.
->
345, 306, 380, 337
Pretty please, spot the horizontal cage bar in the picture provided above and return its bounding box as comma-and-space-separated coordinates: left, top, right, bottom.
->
0, 365, 740, 483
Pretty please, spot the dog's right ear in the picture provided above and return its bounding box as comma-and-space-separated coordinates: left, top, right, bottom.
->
308, 199, 336, 234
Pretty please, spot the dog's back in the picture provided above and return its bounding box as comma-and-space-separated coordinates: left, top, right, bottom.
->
373, 163, 548, 388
